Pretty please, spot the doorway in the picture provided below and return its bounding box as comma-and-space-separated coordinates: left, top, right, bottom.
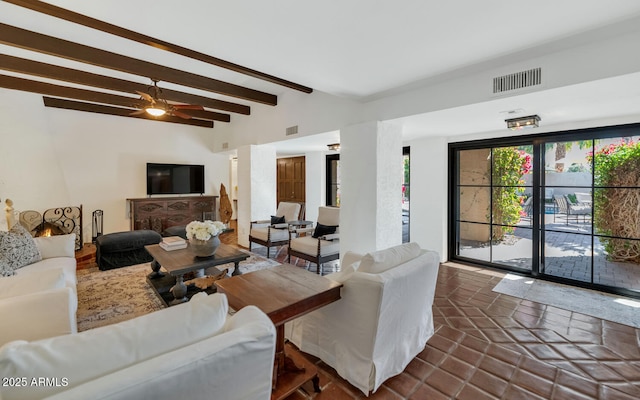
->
277, 156, 306, 204
450, 124, 640, 298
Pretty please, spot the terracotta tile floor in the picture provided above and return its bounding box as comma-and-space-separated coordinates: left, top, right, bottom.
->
224, 226, 640, 399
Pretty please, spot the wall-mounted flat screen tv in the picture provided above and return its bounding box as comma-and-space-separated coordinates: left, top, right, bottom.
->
146, 163, 205, 195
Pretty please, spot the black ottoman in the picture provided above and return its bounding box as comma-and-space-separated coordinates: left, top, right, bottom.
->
96, 230, 162, 270
162, 225, 187, 240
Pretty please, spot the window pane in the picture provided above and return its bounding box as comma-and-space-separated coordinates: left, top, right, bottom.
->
544, 232, 592, 283
593, 188, 640, 240
492, 146, 532, 185
491, 226, 532, 270
458, 222, 490, 261
459, 187, 490, 223
593, 136, 640, 187
492, 186, 527, 227
459, 149, 490, 185
594, 237, 640, 292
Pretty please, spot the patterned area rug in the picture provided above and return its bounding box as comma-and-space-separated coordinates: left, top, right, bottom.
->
76, 251, 280, 332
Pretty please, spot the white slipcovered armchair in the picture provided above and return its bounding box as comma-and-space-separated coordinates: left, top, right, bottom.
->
249, 201, 304, 258
287, 206, 339, 275
286, 243, 440, 395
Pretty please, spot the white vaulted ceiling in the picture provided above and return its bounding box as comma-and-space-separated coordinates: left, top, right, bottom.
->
2, 0, 640, 150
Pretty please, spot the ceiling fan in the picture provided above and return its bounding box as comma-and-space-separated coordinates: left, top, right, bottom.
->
131, 79, 204, 119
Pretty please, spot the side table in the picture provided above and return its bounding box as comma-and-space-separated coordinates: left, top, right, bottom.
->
75, 243, 96, 270
215, 264, 342, 399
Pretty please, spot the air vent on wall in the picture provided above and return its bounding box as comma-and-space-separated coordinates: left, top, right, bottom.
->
493, 67, 541, 94
286, 125, 299, 136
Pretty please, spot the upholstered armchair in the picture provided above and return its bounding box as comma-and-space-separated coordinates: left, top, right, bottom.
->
286, 243, 440, 395
249, 201, 304, 258
288, 206, 339, 275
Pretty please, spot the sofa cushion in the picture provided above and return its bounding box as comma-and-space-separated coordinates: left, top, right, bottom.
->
33, 233, 76, 259
0, 224, 42, 277
0, 268, 66, 300
250, 226, 289, 242
358, 242, 422, 274
17, 258, 77, 290
290, 236, 340, 256
162, 225, 187, 239
270, 215, 285, 224
0, 292, 228, 400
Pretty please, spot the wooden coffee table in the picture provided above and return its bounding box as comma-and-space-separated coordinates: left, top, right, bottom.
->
145, 243, 250, 306
214, 263, 342, 399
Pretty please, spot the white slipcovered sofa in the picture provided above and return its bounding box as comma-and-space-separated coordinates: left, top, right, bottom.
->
286, 242, 440, 395
0, 233, 78, 346
0, 292, 277, 400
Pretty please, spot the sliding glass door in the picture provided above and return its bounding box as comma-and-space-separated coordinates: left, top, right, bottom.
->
450, 124, 640, 297
455, 146, 533, 270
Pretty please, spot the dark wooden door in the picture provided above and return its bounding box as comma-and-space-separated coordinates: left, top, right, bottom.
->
277, 156, 305, 204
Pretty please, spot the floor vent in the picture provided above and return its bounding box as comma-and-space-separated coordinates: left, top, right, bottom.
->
286, 125, 299, 136
493, 67, 541, 93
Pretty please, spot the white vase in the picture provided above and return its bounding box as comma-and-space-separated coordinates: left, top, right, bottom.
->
189, 235, 220, 257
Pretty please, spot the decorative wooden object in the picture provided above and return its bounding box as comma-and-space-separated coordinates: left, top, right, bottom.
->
219, 183, 233, 224
127, 196, 218, 234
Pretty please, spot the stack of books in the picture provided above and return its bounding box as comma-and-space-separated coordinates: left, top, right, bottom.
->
159, 236, 187, 251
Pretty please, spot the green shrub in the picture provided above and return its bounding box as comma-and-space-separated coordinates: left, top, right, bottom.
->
589, 140, 640, 263
491, 147, 531, 241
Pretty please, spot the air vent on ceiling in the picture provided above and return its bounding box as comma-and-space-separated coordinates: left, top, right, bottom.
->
222, 142, 229, 149
493, 67, 541, 94
286, 125, 299, 136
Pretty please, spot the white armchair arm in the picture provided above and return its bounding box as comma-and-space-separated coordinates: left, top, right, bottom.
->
0, 287, 77, 346
320, 233, 340, 241
292, 227, 315, 234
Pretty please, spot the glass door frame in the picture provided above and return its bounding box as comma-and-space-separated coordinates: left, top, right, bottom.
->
448, 122, 640, 299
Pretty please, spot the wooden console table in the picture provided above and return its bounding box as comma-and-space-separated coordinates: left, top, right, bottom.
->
127, 196, 218, 233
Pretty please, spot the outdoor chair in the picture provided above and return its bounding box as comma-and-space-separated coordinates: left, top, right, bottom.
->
288, 206, 339, 275
249, 201, 305, 258
553, 194, 591, 224
520, 196, 533, 225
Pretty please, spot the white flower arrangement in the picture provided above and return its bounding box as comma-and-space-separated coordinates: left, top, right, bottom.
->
185, 220, 227, 241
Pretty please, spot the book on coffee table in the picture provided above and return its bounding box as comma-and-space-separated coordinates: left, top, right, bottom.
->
160, 236, 187, 251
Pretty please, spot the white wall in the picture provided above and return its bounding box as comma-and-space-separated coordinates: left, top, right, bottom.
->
340, 121, 403, 255
407, 136, 448, 261
236, 145, 277, 247
0, 89, 229, 242
303, 151, 325, 223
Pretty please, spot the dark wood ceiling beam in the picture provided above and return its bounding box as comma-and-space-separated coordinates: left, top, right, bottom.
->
0, 74, 228, 122
43, 97, 214, 128
4, 0, 313, 94
0, 54, 248, 115
0, 23, 278, 105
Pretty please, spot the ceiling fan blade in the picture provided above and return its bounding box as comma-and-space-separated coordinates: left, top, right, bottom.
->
129, 109, 146, 116
136, 91, 154, 103
172, 110, 193, 119
173, 104, 204, 110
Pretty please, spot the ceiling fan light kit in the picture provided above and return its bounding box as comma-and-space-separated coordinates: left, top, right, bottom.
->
145, 107, 166, 117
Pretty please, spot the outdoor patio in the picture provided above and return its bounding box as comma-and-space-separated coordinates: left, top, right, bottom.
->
460, 213, 640, 294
